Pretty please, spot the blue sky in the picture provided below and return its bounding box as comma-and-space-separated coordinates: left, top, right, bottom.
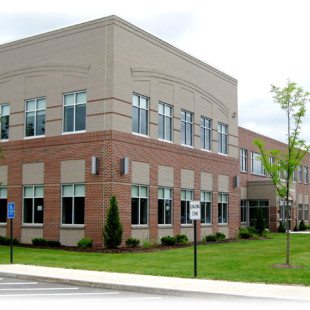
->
1, 0, 310, 143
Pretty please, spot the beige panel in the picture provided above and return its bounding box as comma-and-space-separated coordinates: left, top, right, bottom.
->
218, 175, 229, 192
201, 227, 213, 241
179, 87, 194, 112
180, 227, 193, 241
61, 160, 85, 183
158, 165, 174, 187
62, 75, 86, 93
0, 165, 8, 185
21, 227, 43, 244
241, 186, 247, 199
131, 227, 149, 241
132, 161, 150, 185
201, 172, 212, 191
60, 228, 85, 246
304, 195, 309, 204
133, 80, 151, 98
112, 114, 131, 132
158, 82, 174, 104
298, 194, 303, 204
22, 162, 44, 185
25, 75, 47, 99
218, 226, 229, 238
247, 180, 277, 207
157, 227, 174, 241
181, 169, 194, 189
0, 226, 7, 236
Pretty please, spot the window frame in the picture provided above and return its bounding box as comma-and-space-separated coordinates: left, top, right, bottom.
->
218, 122, 228, 155
218, 192, 228, 224
132, 93, 149, 136
240, 199, 248, 224
25, 97, 46, 138
251, 152, 265, 176
304, 166, 308, 184
181, 110, 193, 147
298, 165, 303, 183
181, 189, 193, 225
240, 148, 248, 173
158, 102, 173, 142
200, 116, 212, 151
158, 187, 173, 225
22, 185, 44, 225
200, 191, 212, 224
131, 185, 149, 226
0, 103, 10, 141
62, 90, 87, 134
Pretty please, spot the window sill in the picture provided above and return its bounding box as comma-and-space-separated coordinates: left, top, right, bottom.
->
218, 152, 228, 156
251, 173, 266, 177
218, 223, 228, 226
240, 171, 248, 174
158, 224, 173, 228
201, 223, 212, 227
131, 225, 149, 229
0, 139, 9, 143
181, 224, 193, 227
62, 130, 86, 135
158, 138, 173, 144
24, 135, 45, 140
60, 224, 85, 229
181, 144, 194, 148
22, 224, 43, 228
200, 148, 212, 153
0, 223, 7, 226
132, 132, 150, 138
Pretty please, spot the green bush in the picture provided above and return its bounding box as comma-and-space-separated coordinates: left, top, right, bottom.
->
0, 236, 19, 245
77, 237, 93, 248
175, 234, 188, 244
161, 235, 177, 246
46, 240, 61, 247
261, 228, 270, 238
256, 208, 266, 235
238, 227, 254, 239
125, 237, 140, 247
103, 196, 123, 248
215, 232, 225, 241
204, 234, 216, 242
142, 240, 157, 249
32, 238, 47, 246
299, 220, 307, 231
277, 221, 286, 233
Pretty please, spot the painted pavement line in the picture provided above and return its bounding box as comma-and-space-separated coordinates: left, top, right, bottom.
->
0, 287, 79, 291
0, 292, 120, 297
0, 282, 38, 285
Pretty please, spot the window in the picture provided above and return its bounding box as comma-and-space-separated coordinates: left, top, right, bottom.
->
218, 123, 228, 154
25, 98, 46, 137
201, 191, 211, 224
200, 117, 212, 151
158, 187, 172, 225
304, 166, 308, 184
304, 204, 309, 222
298, 203, 303, 221
218, 193, 228, 224
293, 169, 297, 182
251, 152, 265, 176
241, 200, 247, 223
181, 189, 193, 224
23, 186, 44, 224
298, 165, 302, 183
132, 94, 149, 135
62, 184, 85, 224
0, 187, 7, 223
158, 103, 172, 141
131, 185, 148, 225
0, 104, 9, 140
240, 149, 247, 172
63, 91, 86, 133
181, 110, 193, 146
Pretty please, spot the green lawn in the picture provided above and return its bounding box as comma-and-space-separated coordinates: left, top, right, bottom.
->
0, 233, 309, 285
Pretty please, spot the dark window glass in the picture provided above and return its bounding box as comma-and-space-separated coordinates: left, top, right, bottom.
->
26, 112, 35, 137
76, 104, 86, 131
0, 199, 7, 222
181, 200, 186, 224
64, 106, 74, 132
74, 197, 85, 224
181, 121, 186, 144
1, 115, 9, 139
141, 109, 148, 135
34, 198, 44, 224
158, 199, 165, 224
140, 198, 148, 225
36, 110, 45, 136
62, 197, 73, 224
165, 200, 172, 224
23, 198, 33, 224
131, 197, 139, 225
132, 106, 139, 133
158, 115, 164, 139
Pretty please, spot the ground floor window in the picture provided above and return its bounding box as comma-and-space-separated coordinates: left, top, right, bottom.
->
62, 184, 85, 225
23, 185, 44, 224
158, 187, 172, 225
181, 189, 193, 224
304, 204, 309, 222
218, 193, 228, 224
201, 191, 211, 224
131, 185, 148, 225
0, 187, 7, 223
241, 200, 247, 223
298, 203, 303, 221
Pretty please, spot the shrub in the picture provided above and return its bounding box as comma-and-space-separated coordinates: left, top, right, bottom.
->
204, 234, 216, 242
255, 208, 266, 235
277, 221, 286, 233
175, 234, 188, 244
161, 235, 177, 246
299, 220, 307, 231
125, 237, 140, 247
215, 232, 225, 241
77, 237, 93, 248
103, 196, 123, 248
142, 240, 157, 249
248, 226, 257, 234
46, 240, 61, 247
238, 227, 253, 239
32, 238, 47, 246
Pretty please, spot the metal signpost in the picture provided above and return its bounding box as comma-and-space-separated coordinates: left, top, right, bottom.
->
190, 201, 201, 278
7, 202, 15, 264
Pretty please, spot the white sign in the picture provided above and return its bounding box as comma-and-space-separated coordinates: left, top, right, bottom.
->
190, 201, 201, 220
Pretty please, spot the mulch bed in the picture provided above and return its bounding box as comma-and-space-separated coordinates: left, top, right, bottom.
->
272, 264, 303, 269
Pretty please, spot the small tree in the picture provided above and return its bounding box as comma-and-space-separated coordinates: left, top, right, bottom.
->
253, 80, 310, 266
103, 196, 123, 248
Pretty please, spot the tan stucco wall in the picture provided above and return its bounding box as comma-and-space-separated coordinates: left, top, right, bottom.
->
21, 227, 43, 244
0, 165, 8, 185
181, 169, 194, 189
218, 175, 229, 192
131, 227, 149, 241
60, 228, 85, 246
132, 161, 150, 185
158, 165, 174, 187
201, 172, 212, 191
61, 160, 85, 183
22, 162, 44, 185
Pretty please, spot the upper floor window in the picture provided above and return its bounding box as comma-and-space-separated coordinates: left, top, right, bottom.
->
304, 166, 308, 184
240, 200, 247, 223
23, 185, 44, 224
201, 191, 212, 224
181, 189, 193, 224
0, 187, 7, 223
251, 152, 265, 176
62, 184, 85, 225
131, 185, 148, 225
218, 122, 228, 154
63, 91, 86, 133
158, 187, 172, 225
200, 117, 212, 151
181, 110, 193, 146
25, 98, 46, 137
158, 102, 172, 141
132, 94, 148, 136
0, 104, 9, 140
240, 148, 248, 172
298, 165, 302, 183
218, 193, 228, 224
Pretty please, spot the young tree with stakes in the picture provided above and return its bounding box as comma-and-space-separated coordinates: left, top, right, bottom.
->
253, 81, 310, 266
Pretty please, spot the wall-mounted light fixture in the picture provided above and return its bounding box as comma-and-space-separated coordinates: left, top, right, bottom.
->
120, 157, 129, 174
91, 156, 99, 175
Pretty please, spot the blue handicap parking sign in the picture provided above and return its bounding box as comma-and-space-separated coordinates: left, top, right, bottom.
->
7, 202, 15, 219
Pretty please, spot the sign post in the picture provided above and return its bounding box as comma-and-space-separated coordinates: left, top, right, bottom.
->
190, 201, 201, 278
7, 202, 15, 264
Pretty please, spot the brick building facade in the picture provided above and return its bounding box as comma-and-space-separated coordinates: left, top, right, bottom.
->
0, 16, 308, 247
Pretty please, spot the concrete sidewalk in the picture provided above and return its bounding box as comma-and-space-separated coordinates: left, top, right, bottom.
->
0, 264, 309, 301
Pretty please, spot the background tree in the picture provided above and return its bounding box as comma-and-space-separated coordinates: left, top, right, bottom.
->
103, 195, 123, 248
253, 80, 310, 266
